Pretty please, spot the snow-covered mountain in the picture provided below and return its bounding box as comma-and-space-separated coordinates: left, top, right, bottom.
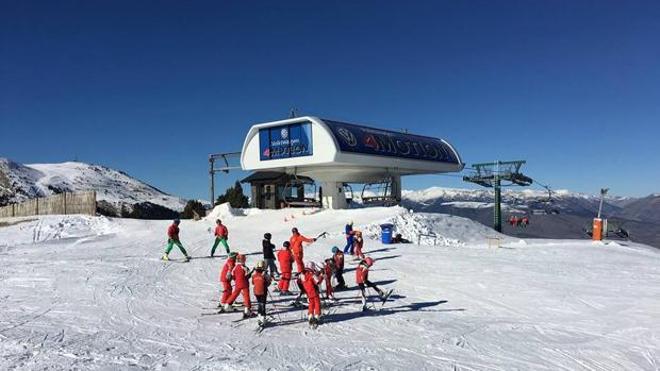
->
402, 186, 625, 216
0, 158, 186, 216
401, 186, 660, 248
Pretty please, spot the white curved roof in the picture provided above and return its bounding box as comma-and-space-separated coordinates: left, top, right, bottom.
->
241, 116, 463, 182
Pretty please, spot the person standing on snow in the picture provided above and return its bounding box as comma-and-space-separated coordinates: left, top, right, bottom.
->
210, 219, 230, 257
251, 260, 272, 325
223, 254, 253, 318
356, 257, 391, 312
218, 252, 238, 307
343, 221, 355, 255
322, 258, 336, 302
353, 230, 365, 260
162, 219, 190, 262
289, 227, 317, 273
276, 241, 294, 295
332, 246, 346, 290
301, 261, 324, 327
262, 233, 279, 278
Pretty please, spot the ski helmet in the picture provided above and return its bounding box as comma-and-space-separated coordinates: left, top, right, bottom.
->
229, 252, 238, 259
255, 260, 266, 270
173, 219, 181, 224
291, 227, 299, 234
236, 254, 246, 263
364, 257, 374, 267
264, 233, 272, 240
283, 241, 291, 248
331, 246, 339, 254
216, 219, 221, 224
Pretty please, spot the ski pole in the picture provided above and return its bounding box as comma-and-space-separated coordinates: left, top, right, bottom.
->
266, 289, 283, 323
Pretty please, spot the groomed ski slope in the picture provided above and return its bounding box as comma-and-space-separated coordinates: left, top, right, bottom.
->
0, 206, 659, 370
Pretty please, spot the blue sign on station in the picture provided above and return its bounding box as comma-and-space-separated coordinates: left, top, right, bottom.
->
259, 122, 313, 161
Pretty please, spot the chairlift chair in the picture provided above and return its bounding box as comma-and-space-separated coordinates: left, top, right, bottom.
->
281, 175, 321, 208
361, 178, 399, 207
343, 183, 354, 204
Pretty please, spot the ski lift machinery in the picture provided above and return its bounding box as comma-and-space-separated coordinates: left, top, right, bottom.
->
281, 174, 321, 208
361, 176, 400, 206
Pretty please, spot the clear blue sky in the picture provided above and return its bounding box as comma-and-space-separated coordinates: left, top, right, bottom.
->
1, 1, 659, 200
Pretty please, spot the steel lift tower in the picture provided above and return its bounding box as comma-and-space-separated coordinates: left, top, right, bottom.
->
463, 160, 533, 232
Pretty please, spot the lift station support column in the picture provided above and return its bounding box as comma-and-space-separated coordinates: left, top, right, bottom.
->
320, 181, 348, 210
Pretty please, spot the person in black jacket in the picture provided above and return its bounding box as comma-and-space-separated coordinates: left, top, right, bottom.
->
262, 233, 279, 278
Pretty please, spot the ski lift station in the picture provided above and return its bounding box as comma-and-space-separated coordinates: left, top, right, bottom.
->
237, 116, 464, 209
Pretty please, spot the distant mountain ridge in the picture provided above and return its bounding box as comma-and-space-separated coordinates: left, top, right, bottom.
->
0, 158, 186, 218
401, 186, 660, 248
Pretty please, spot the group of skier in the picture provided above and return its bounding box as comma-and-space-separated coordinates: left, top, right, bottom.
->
161, 218, 231, 261
161, 218, 392, 328
508, 215, 530, 228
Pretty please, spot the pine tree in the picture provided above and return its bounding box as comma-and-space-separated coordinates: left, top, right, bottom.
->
181, 200, 205, 219
215, 181, 249, 208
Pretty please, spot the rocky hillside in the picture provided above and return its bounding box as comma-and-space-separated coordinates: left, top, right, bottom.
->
0, 158, 186, 218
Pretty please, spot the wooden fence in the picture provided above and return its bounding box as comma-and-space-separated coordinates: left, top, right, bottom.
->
0, 191, 97, 218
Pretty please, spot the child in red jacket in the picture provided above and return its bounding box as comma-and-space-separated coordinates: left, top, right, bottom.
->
251, 260, 272, 326
322, 258, 336, 302
332, 247, 346, 290
276, 241, 294, 295
353, 231, 365, 260
356, 257, 392, 312
301, 261, 324, 326
223, 254, 253, 318
218, 252, 238, 307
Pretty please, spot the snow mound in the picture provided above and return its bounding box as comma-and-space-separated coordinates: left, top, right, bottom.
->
0, 215, 115, 247
360, 210, 508, 247
205, 203, 265, 220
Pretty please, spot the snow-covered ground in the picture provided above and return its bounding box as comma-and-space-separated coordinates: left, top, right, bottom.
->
1, 206, 659, 370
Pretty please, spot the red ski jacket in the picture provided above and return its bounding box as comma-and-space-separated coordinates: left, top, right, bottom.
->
333, 252, 344, 271
290, 233, 313, 258
277, 248, 294, 273
353, 237, 363, 250
355, 264, 369, 284
220, 257, 236, 283
251, 270, 271, 296
231, 264, 250, 289
167, 224, 180, 240
301, 269, 322, 299
323, 263, 333, 277
214, 224, 228, 238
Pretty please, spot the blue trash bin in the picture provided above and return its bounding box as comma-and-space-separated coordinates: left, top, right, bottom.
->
380, 223, 394, 244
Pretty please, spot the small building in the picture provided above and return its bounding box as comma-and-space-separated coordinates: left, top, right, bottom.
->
240, 171, 317, 209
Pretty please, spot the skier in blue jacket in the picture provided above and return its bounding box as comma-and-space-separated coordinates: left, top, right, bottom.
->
343, 221, 355, 255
